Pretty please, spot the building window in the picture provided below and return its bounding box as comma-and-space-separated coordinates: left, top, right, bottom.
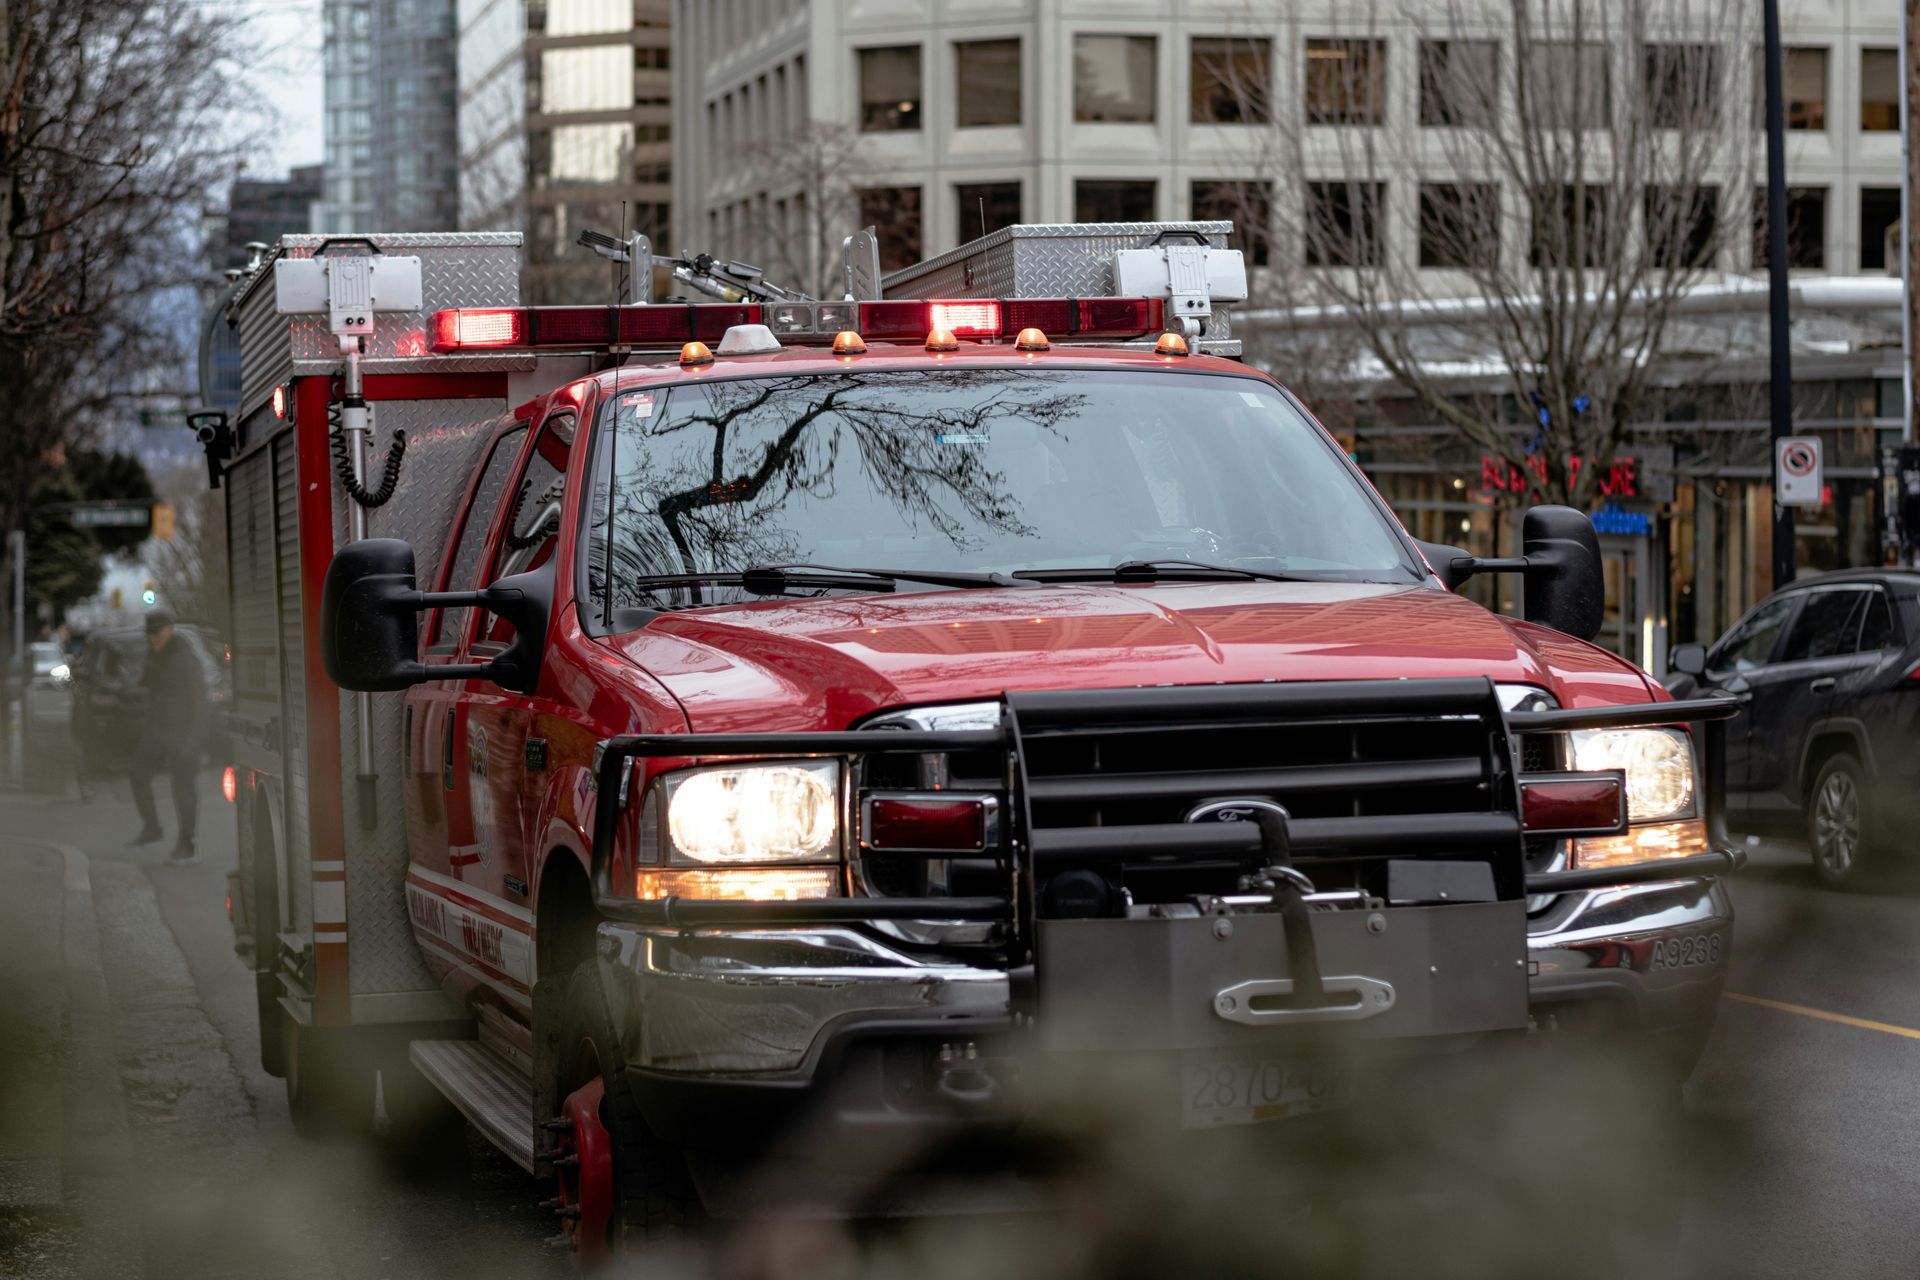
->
1191, 37, 1269, 124
1074, 34, 1157, 123
955, 181, 1021, 240
1645, 185, 1719, 268
1751, 186, 1826, 269
1530, 185, 1610, 267
1191, 180, 1272, 266
1418, 182, 1499, 269
1305, 38, 1386, 126
1860, 48, 1899, 131
1859, 186, 1900, 272
859, 45, 920, 132
955, 39, 1021, 128
1075, 179, 1156, 223
859, 186, 922, 270
1645, 44, 1719, 130
1418, 40, 1496, 128
1305, 182, 1384, 267
1525, 43, 1610, 130
1755, 47, 1826, 130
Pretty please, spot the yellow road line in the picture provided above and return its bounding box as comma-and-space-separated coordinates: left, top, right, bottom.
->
1723, 992, 1920, 1042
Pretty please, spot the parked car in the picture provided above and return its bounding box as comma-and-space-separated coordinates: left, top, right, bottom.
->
19, 640, 72, 733
1668, 569, 1920, 886
69, 624, 233, 776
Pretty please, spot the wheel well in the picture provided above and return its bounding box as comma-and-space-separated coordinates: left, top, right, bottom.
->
1801, 732, 1861, 798
537, 851, 596, 983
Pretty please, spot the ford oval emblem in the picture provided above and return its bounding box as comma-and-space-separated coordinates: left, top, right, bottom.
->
1185, 797, 1290, 825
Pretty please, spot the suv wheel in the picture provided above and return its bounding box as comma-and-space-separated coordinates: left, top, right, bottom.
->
1809, 753, 1874, 889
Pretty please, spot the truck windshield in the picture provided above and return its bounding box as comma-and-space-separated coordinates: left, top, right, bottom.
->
586, 367, 1421, 616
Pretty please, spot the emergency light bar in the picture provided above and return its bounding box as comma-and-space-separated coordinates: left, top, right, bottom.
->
428, 297, 1166, 354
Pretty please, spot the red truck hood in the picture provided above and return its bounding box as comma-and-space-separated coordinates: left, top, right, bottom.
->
603, 581, 1655, 733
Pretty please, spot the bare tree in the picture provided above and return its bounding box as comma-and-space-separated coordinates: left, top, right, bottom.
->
1213, 0, 1753, 506
0, 0, 256, 647
726, 123, 874, 299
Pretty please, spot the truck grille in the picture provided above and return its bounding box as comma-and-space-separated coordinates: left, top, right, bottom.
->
858, 680, 1528, 912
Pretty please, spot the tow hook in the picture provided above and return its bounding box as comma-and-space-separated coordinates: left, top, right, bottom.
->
934, 1041, 998, 1109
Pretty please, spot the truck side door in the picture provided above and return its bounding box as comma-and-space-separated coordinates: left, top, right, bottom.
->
464, 406, 577, 928
404, 421, 527, 989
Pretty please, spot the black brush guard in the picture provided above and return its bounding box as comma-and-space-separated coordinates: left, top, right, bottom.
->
588, 678, 1748, 961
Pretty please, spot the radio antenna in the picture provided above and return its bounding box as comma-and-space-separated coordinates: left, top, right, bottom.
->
978, 196, 988, 241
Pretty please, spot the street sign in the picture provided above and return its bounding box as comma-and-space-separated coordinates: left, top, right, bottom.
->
67, 505, 151, 529
1776, 436, 1824, 506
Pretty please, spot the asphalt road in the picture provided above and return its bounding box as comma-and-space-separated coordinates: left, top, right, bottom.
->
5, 769, 1920, 1278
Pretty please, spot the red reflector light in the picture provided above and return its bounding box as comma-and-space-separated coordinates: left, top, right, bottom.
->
1520, 774, 1625, 835
221, 765, 237, 805
1078, 297, 1162, 336
929, 300, 1001, 336
431, 308, 526, 352
858, 301, 931, 339
864, 794, 992, 853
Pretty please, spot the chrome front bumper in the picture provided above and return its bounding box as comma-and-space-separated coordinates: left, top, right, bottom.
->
596, 876, 1732, 1079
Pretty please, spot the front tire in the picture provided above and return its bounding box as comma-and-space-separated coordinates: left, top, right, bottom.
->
1809, 753, 1875, 889
552, 959, 701, 1264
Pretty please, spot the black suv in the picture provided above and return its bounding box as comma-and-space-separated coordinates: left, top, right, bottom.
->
1668, 570, 1920, 886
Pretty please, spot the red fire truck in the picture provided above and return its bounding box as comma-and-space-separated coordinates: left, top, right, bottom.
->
216, 224, 1743, 1260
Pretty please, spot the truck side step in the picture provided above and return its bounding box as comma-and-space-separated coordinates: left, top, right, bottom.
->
410, 1039, 536, 1173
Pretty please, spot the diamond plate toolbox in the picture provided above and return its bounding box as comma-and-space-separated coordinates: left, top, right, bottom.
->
882, 221, 1231, 300
230, 232, 527, 420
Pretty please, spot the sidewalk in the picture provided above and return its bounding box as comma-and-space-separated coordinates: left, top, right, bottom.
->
0, 838, 141, 1279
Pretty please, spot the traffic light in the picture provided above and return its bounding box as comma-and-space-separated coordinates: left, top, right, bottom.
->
141, 582, 157, 606
151, 504, 175, 540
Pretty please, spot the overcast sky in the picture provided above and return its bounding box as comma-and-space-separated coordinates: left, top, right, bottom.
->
242, 1, 325, 177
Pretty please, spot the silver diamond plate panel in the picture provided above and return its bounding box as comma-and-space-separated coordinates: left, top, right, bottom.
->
883, 222, 1232, 300
231, 233, 524, 420
337, 398, 507, 996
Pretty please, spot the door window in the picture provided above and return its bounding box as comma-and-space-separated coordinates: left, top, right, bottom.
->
431, 423, 527, 650
1856, 588, 1897, 651
1709, 594, 1796, 673
478, 411, 574, 649
1778, 589, 1866, 662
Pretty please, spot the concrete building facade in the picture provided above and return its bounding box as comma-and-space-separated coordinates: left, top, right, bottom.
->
673, 0, 1907, 278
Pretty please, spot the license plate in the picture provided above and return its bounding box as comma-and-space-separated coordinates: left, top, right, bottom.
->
1181, 1051, 1353, 1130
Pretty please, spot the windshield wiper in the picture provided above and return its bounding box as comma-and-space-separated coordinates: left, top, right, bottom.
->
1012, 559, 1312, 585
626, 562, 1033, 597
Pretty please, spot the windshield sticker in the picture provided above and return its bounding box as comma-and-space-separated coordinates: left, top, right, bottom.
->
936, 431, 991, 446
1238, 391, 1264, 408
621, 392, 656, 417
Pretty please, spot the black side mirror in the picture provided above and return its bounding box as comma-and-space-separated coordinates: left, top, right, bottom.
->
1521, 505, 1604, 641
1669, 642, 1708, 677
321, 539, 430, 691
320, 537, 553, 695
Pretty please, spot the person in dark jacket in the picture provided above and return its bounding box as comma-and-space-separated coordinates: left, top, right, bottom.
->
130, 610, 208, 862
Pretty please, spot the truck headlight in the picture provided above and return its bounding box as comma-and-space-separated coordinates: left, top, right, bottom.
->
1569, 727, 1707, 869
1570, 727, 1694, 822
664, 761, 839, 864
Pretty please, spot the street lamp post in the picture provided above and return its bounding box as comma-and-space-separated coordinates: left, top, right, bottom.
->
1763, 0, 1796, 592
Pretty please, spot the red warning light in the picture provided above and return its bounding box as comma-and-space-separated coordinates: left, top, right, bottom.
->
221, 765, 237, 804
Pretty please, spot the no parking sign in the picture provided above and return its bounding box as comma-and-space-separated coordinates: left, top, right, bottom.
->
1776, 436, 1823, 506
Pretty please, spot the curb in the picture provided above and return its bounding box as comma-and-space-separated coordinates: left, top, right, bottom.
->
51, 843, 144, 1279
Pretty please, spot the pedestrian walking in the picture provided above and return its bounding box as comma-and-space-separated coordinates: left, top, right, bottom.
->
129, 610, 208, 863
